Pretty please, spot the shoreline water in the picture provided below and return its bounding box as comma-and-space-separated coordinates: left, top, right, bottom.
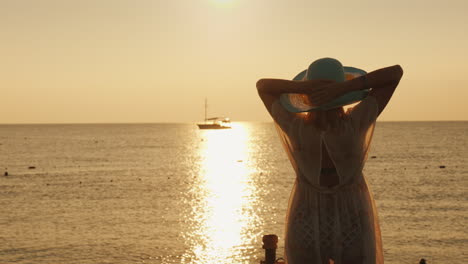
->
1, 122, 466, 263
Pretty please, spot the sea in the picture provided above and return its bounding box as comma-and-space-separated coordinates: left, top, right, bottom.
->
0, 122, 466, 264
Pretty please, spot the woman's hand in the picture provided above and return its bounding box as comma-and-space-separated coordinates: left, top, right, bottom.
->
305, 81, 343, 106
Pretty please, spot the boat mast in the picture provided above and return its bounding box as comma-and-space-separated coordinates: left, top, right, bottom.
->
204, 98, 207, 123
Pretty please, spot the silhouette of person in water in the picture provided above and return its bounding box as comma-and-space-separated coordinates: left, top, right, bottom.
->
257, 58, 403, 264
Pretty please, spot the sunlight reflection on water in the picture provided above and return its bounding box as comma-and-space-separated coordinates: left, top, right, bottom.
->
181, 124, 262, 264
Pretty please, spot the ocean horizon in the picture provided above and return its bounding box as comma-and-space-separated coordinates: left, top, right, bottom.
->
1, 120, 467, 125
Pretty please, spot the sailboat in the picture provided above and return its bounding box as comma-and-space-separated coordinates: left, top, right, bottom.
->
197, 98, 231, 129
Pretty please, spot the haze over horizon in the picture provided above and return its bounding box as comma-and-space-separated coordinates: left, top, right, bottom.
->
1, 0, 467, 124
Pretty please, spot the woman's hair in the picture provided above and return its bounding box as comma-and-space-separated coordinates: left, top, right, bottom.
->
306, 107, 345, 130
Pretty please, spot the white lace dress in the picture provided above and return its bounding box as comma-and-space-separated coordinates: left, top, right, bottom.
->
271, 96, 383, 264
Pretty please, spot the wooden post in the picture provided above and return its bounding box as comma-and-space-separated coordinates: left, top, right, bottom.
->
262, 234, 278, 264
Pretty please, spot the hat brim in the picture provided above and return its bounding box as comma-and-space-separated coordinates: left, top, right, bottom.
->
280, 66, 369, 113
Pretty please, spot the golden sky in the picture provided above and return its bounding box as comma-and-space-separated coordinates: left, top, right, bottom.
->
1, 0, 467, 123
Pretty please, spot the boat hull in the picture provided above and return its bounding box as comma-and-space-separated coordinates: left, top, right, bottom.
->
197, 124, 231, 129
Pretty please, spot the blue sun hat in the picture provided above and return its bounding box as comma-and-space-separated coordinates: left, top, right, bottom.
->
280, 58, 370, 112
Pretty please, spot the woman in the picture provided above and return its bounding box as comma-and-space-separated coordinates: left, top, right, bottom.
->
257, 58, 403, 264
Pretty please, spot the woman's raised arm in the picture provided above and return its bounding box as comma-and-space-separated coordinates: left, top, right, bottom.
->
304, 65, 404, 116
257, 65, 403, 117
256, 78, 333, 116
366, 65, 404, 116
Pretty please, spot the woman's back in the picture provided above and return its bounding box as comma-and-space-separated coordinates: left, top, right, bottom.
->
272, 96, 379, 189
